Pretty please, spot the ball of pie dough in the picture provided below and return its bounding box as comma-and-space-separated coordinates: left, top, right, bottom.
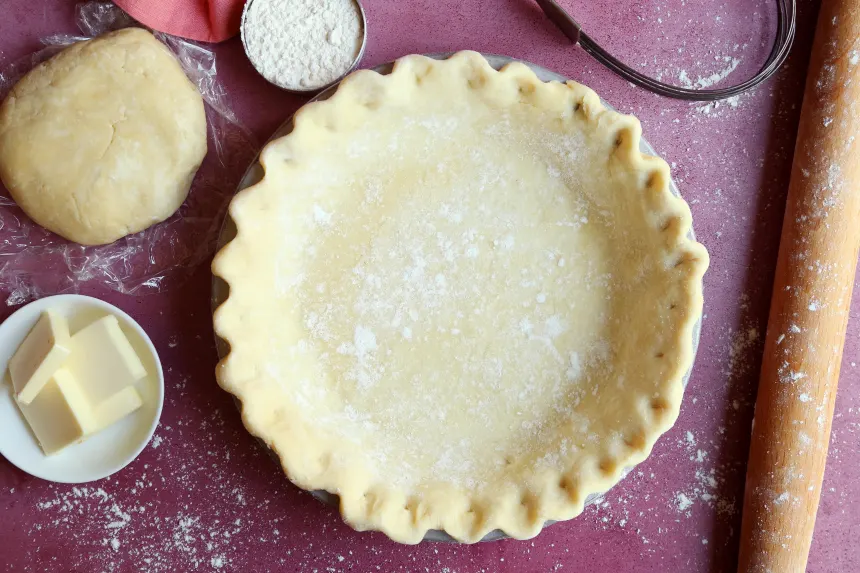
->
0, 28, 207, 245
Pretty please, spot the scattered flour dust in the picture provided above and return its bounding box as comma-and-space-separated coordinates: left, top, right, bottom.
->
28, 484, 233, 572
648, 43, 750, 118
653, 303, 766, 522
727, 325, 760, 377
675, 493, 694, 512
721, 295, 763, 391
582, 458, 730, 552
580, 420, 735, 548
678, 56, 742, 90
19, 405, 372, 573
694, 94, 741, 117
668, 429, 735, 518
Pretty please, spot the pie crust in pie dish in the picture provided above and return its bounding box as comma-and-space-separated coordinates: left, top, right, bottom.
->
212, 52, 709, 544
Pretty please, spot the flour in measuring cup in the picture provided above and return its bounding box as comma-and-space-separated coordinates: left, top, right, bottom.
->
242, 0, 363, 90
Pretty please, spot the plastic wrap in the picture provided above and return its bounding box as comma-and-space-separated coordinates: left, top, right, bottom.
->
0, 1, 258, 305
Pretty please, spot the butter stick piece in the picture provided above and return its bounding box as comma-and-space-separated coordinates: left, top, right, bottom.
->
16, 369, 87, 455
10, 310, 72, 405
91, 386, 143, 432
17, 369, 144, 456
66, 315, 147, 405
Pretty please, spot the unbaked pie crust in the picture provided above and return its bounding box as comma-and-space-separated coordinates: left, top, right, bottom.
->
213, 52, 708, 544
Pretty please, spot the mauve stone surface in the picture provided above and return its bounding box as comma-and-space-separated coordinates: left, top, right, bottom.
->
1, 0, 857, 572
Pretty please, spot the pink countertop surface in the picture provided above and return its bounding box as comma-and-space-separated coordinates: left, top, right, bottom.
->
1, 0, 858, 571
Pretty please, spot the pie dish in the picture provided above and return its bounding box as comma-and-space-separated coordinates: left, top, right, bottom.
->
212, 51, 709, 544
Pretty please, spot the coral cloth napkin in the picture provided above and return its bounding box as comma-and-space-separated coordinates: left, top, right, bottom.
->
113, 0, 245, 43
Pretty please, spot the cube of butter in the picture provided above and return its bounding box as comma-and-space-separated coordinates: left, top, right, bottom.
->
92, 385, 143, 431
16, 369, 88, 455
9, 310, 72, 405
17, 368, 144, 455
66, 315, 147, 404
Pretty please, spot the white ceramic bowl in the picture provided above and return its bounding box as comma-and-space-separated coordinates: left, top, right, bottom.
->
0, 294, 164, 483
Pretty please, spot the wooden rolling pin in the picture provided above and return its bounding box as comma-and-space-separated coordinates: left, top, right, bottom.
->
737, 2, 860, 572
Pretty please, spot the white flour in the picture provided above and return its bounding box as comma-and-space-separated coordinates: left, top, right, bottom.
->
243, 0, 363, 90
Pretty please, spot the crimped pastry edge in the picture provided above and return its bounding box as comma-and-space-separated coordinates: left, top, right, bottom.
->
212, 51, 709, 544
